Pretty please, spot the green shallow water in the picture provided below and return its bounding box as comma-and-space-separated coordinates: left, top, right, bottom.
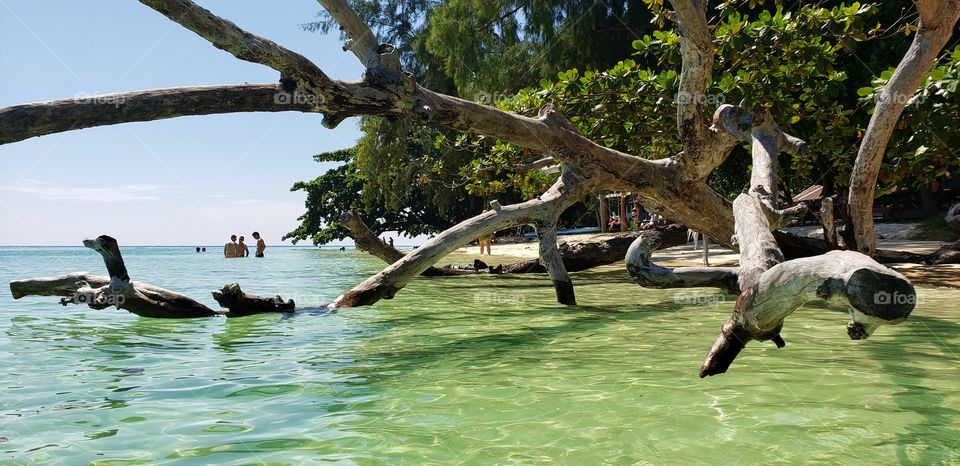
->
0, 246, 958, 464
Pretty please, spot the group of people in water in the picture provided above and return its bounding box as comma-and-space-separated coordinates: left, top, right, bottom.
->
223, 232, 266, 258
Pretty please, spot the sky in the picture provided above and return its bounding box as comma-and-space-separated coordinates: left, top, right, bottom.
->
0, 0, 371, 246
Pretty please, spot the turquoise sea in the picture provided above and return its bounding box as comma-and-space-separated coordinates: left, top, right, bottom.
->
0, 245, 958, 464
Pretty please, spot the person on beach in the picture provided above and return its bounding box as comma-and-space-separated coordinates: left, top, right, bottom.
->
224, 235, 240, 258
478, 233, 492, 255
252, 232, 266, 257
238, 236, 250, 257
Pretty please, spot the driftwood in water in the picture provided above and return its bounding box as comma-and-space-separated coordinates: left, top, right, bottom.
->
212, 283, 295, 316
10, 235, 295, 318
342, 210, 477, 276
699, 110, 916, 377
626, 230, 740, 294
345, 208, 693, 277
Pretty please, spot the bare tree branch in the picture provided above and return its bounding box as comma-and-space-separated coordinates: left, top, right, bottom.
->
0, 84, 316, 145
316, 0, 401, 72
847, 0, 960, 255
139, 0, 333, 90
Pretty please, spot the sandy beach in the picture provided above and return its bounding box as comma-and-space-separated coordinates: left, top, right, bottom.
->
438, 232, 960, 288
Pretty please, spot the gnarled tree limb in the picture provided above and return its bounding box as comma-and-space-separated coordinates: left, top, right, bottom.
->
626, 230, 740, 293
0, 84, 318, 145
700, 111, 916, 377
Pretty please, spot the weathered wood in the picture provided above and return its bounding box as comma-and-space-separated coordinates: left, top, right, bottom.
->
626, 230, 739, 293
11, 235, 296, 319
330, 166, 592, 307
0, 85, 320, 145
846, 0, 960, 255
922, 240, 960, 265
212, 283, 295, 317
947, 202, 960, 232
341, 209, 475, 277
501, 225, 692, 273
316, 0, 401, 73
700, 110, 917, 377
69, 235, 218, 318
139, 0, 333, 92
701, 250, 916, 377
536, 224, 576, 305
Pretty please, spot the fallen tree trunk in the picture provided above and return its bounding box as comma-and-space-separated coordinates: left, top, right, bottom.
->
342, 209, 478, 276
699, 110, 916, 377
10, 235, 295, 318
0, 0, 946, 376
346, 207, 695, 274
626, 230, 740, 294
920, 240, 960, 265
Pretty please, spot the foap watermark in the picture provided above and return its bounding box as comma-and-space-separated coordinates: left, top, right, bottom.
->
877, 91, 926, 106
73, 91, 126, 107
474, 290, 524, 307
274, 91, 325, 106
873, 290, 918, 306
72, 290, 126, 306
674, 91, 726, 107
473, 91, 515, 105
673, 292, 726, 306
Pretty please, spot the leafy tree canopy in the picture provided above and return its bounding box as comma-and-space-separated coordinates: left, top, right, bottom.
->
289, 1, 960, 244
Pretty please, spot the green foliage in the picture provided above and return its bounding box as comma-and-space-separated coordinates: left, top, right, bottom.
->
292, 1, 959, 242
859, 46, 960, 189
306, 1, 659, 92
283, 143, 477, 245
283, 148, 365, 244
455, 2, 884, 198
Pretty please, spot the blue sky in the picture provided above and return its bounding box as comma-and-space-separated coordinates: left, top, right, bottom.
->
0, 1, 368, 246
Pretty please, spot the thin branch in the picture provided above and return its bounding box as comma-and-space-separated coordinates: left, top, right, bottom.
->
139, 0, 334, 91
0, 84, 316, 145
317, 0, 401, 72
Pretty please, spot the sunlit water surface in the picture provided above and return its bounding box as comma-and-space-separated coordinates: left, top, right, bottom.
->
0, 246, 957, 464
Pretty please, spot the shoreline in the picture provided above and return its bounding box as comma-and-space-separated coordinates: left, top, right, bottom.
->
443, 233, 960, 288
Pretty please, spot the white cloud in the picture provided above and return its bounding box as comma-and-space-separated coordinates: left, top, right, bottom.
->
0, 179, 176, 202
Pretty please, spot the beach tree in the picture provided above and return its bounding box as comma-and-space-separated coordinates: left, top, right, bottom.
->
3, 0, 958, 375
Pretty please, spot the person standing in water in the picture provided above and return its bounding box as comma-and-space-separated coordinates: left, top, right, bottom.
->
238, 236, 250, 257
252, 232, 266, 257
224, 235, 240, 258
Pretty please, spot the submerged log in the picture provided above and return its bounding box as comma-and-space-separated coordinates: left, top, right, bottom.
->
10, 235, 295, 318
212, 283, 295, 317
